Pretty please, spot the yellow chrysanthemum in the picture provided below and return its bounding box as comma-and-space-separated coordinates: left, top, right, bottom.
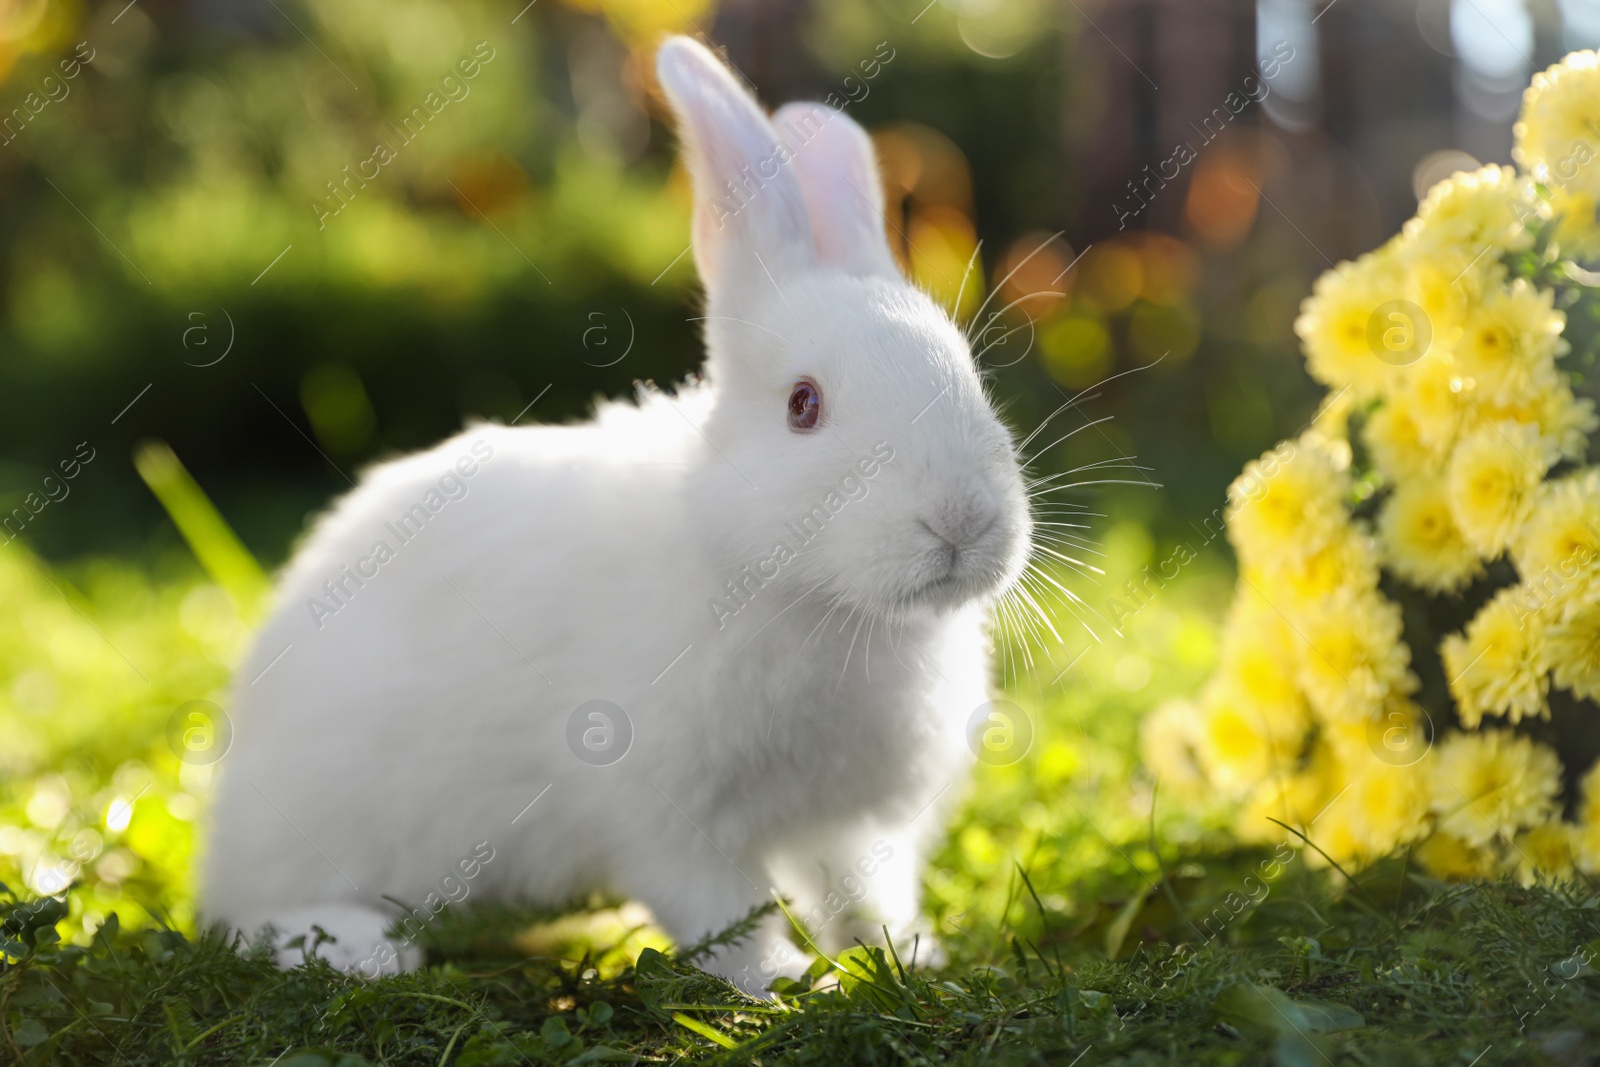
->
1404, 164, 1541, 262
1428, 730, 1561, 848
1236, 759, 1334, 845
1299, 794, 1370, 869
1293, 251, 1406, 399
1415, 831, 1501, 881
1549, 185, 1600, 259
1514, 821, 1577, 887
1265, 520, 1381, 608
1139, 699, 1207, 793
1453, 280, 1567, 404
1322, 697, 1432, 771
1293, 589, 1415, 724
1220, 595, 1303, 664
1395, 350, 1472, 455
1362, 400, 1450, 484
1514, 51, 1600, 200
1377, 477, 1483, 592
1441, 585, 1550, 727
1576, 823, 1600, 876
1546, 600, 1600, 703
1217, 617, 1306, 714
1580, 760, 1600, 827
1480, 380, 1598, 461
1226, 440, 1349, 566
1445, 421, 1556, 557
1515, 51, 1600, 257
1194, 682, 1310, 796
1344, 757, 1432, 856
1575, 760, 1600, 873
1512, 471, 1600, 599
1397, 239, 1501, 343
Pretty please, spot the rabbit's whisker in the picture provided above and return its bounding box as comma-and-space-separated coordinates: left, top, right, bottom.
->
971, 292, 1066, 366
1013, 355, 1165, 453
1022, 415, 1119, 465
1029, 478, 1163, 495
964, 230, 1065, 344
1011, 576, 1066, 646
1024, 561, 1116, 641
1026, 458, 1155, 491
950, 238, 982, 323
1031, 542, 1105, 578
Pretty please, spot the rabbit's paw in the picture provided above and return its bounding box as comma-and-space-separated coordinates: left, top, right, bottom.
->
255, 903, 424, 977
703, 936, 812, 999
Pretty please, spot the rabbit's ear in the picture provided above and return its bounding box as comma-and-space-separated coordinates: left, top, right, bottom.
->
656, 37, 815, 289
771, 103, 900, 278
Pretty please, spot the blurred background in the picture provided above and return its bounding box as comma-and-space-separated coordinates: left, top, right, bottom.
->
3, 0, 1599, 940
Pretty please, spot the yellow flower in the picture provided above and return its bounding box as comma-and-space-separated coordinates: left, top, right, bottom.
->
1441, 586, 1549, 727
1396, 350, 1472, 456
1293, 251, 1405, 399
1428, 730, 1561, 848
1266, 521, 1381, 608
1576, 760, 1600, 872
1345, 757, 1432, 856
1416, 831, 1501, 881
1195, 681, 1310, 796
1404, 165, 1541, 262
1397, 239, 1501, 343
1236, 760, 1333, 845
1480, 380, 1598, 462
1515, 51, 1600, 257
1217, 612, 1306, 714
1139, 699, 1206, 793
1363, 400, 1450, 484
1226, 440, 1349, 567
1549, 186, 1600, 259
1546, 600, 1600, 703
1453, 280, 1567, 405
1577, 822, 1600, 875
1299, 794, 1369, 869
1580, 760, 1600, 827
1445, 421, 1556, 557
1377, 477, 1483, 592
1514, 51, 1600, 201
1322, 697, 1432, 770
1514, 821, 1577, 887
1512, 471, 1600, 601
1293, 588, 1415, 724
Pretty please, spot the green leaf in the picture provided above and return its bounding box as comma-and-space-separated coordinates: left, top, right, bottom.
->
1293, 997, 1364, 1032
671, 1011, 737, 1049
834, 946, 908, 1012
1103, 888, 1152, 959
1213, 981, 1306, 1035
14, 1017, 51, 1047
541, 1015, 574, 1048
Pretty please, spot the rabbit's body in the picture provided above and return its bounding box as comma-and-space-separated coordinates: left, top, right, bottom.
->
207, 386, 984, 982
204, 37, 1032, 991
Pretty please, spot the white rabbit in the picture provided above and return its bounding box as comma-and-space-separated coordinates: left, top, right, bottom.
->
201, 35, 1032, 994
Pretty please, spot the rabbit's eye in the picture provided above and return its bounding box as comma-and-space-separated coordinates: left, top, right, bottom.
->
788, 380, 822, 432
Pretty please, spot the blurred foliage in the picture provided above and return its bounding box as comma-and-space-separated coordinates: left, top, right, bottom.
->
0, 0, 1332, 567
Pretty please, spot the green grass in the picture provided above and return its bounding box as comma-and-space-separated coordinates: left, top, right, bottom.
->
4, 531, 1599, 1063
6, 859, 1600, 1064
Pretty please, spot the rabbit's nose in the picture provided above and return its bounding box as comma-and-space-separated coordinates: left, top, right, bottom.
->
919, 496, 1000, 554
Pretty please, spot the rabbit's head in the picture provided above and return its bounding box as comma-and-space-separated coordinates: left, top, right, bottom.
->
658, 37, 1030, 619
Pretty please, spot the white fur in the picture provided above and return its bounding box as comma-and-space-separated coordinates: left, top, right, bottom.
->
201, 37, 1031, 995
